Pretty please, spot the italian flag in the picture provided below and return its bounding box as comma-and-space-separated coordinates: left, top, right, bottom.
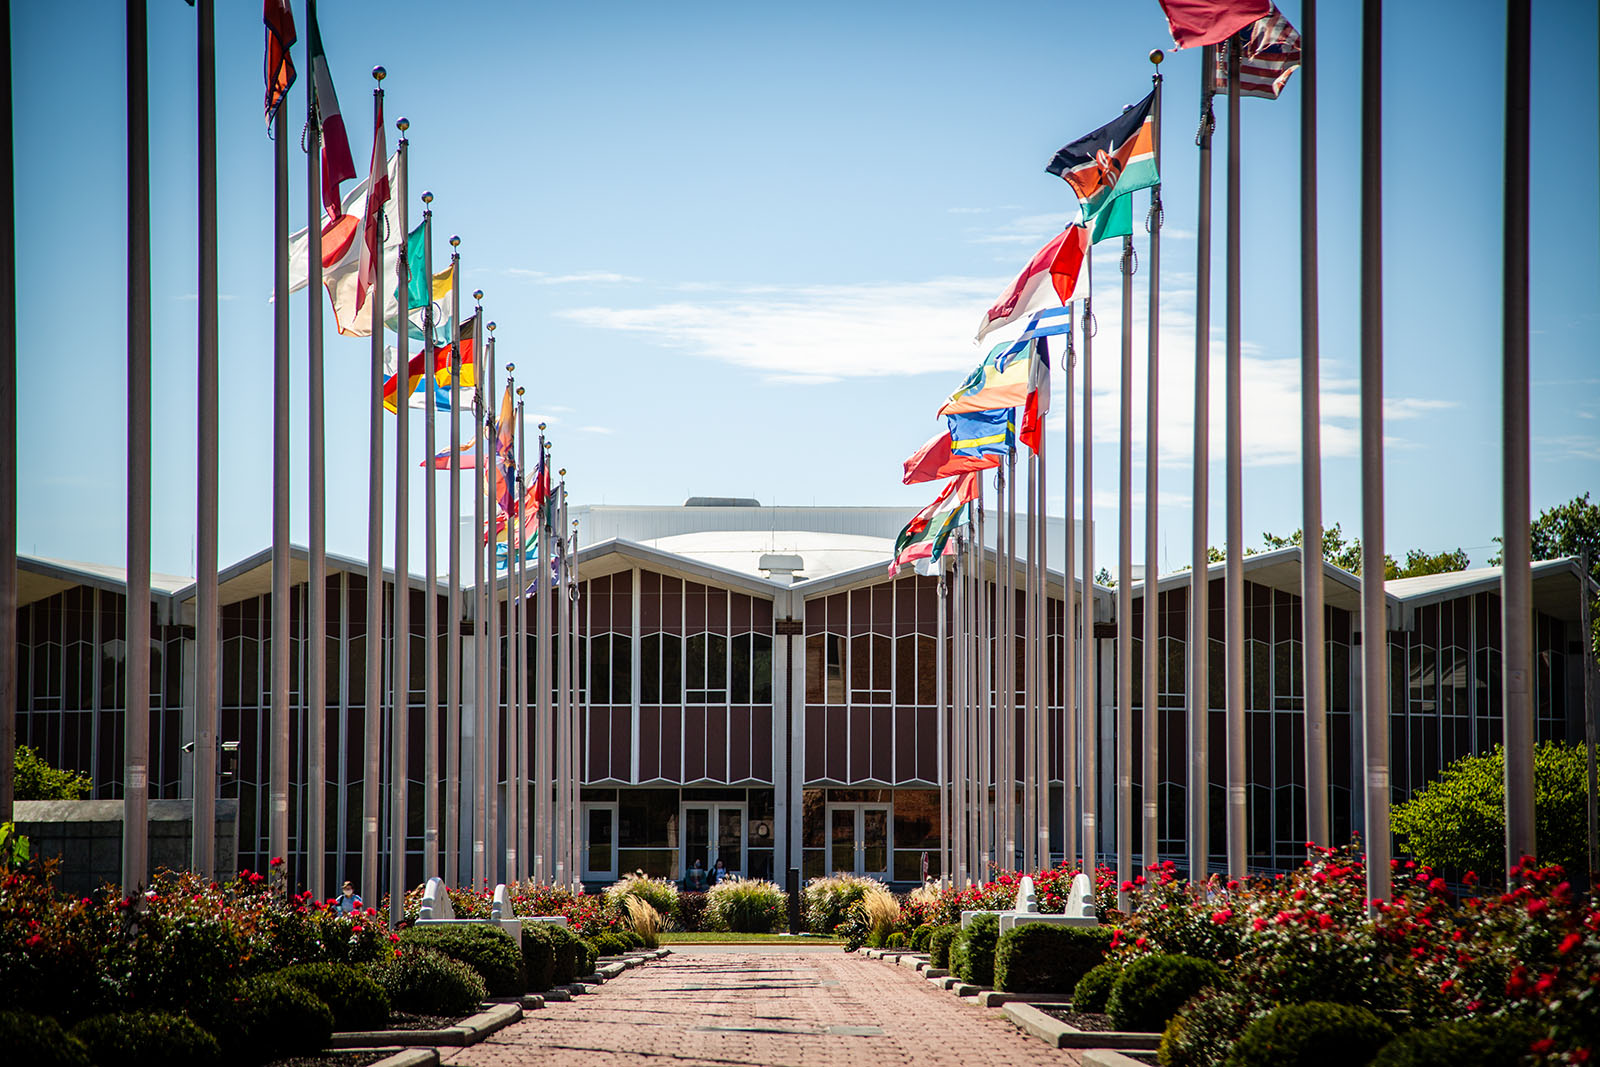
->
889, 473, 978, 575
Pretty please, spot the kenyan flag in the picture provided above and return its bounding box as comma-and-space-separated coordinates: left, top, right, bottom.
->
1046, 90, 1159, 235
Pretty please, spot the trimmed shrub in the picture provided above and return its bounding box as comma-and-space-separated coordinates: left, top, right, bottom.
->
910, 924, 934, 952
804, 873, 888, 933
71, 1011, 219, 1067
520, 924, 557, 991
1368, 1016, 1543, 1067
619, 929, 646, 950
370, 946, 487, 1017
1073, 960, 1121, 1014
200, 975, 335, 1065
605, 873, 680, 922
927, 924, 961, 969
1224, 1002, 1393, 1067
951, 914, 1000, 987
274, 961, 389, 1031
547, 923, 585, 984
705, 877, 786, 933
1107, 954, 1224, 1033
590, 932, 631, 958
0, 1010, 92, 1067
1159, 988, 1262, 1067
399, 923, 524, 997
994, 923, 1113, 994
677, 891, 709, 932
884, 931, 908, 948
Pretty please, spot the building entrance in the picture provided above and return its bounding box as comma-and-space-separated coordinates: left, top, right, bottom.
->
827, 803, 890, 879
682, 803, 746, 878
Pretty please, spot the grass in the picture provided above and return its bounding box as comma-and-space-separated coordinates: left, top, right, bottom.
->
660, 931, 844, 944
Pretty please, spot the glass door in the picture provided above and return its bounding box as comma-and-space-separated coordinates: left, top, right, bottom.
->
860, 804, 890, 880
829, 806, 856, 875
581, 803, 618, 882
826, 803, 893, 879
682, 802, 747, 881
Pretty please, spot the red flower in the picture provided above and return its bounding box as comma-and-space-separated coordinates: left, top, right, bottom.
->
1560, 932, 1582, 955
25, 935, 42, 948
1531, 1039, 1555, 1055
1439, 979, 1454, 993
1252, 918, 1268, 931
1527, 898, 1549, 916
1211, 909, 1233, 924
1317, 913, 1334, 930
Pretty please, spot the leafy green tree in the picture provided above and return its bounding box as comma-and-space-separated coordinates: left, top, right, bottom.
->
1390, 741, 1590, 882
1493, 492, 1600, 660
1259, 523, 1467, 579
14, 744, 92, 801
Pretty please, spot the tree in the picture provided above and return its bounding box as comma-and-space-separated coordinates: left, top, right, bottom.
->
1492, 492, 1600, 660
1390, 741, 1589, 883
1259, 523, 1467, 579
13, 745, 92, 801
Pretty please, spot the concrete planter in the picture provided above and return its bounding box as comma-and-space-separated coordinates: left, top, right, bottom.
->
1001, 1003, 1160, 1050
328, 1002, 522, 1049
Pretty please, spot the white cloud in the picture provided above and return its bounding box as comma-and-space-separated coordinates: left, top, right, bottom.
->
969, 212, 1075, 246
506, 269, 642, 284
578, 425, 613, 434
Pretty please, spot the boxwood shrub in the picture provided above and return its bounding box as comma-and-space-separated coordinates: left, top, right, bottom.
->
1073, 959, 1121, 1014
994, 924, 1112, 994
199, 975, 335, 1065
273, 962, 390, 1031
1106, 954, 1223, 1033
590, 932, 631, 958
71, 1011, 220, 1067
910, 924, 934, 952
399, 924, 525, 997
546, 923, 586, 984
927, 924, 961, 969
520, 924, 558, 992
1368, 1016, 1543, 1067
1159, 988, 1262, 1067
1224, 1002, 1393, 1067
370, 946, 487, 1017
951, 914, 1000, 987
0, 1010, 92, 1067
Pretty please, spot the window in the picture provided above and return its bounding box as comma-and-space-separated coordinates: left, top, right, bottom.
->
686, 633, 728, 704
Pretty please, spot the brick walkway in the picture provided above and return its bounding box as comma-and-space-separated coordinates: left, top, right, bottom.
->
441, 948, 1083, 1067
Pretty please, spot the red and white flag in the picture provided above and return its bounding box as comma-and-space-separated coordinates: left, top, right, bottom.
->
902, 430, 1001, 485
306, 1, 356, 217
975, 225, 1087, 343
1156, 0, 1270, 50
262, 0, 296, 125
1019, 337, 1052, 455
355, 96, 390, 317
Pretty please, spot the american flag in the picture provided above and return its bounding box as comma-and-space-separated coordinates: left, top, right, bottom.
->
1213, 5, 1301, 100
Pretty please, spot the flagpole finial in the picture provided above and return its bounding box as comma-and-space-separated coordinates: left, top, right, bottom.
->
474, 289, 483, 302
1150, 49, 1164, 65
516, 387, 525, 397
559, 469, 566, 478
505, 362, 515, 374
450, 235, 461, 248
396, 117, 409, 133
372, 66, 386, 82
487, 321, 495, 332
538, 423, 547, 432
421, 190, 433, 203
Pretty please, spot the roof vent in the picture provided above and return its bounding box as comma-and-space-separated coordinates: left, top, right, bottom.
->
759, 553, 805, 584
684, 496, 761, 507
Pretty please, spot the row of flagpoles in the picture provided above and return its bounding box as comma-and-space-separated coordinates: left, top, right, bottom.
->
99, 0, 593, 913
885, 0, 1543, 904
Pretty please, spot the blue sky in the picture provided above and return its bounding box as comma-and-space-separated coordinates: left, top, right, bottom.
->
13, 0, 1599, 579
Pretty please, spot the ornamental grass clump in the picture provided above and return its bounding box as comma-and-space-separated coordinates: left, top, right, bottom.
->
399, 923, 525, 997
1223, 1002, 1393, 1067
860, 886, 902, 948
803, 874, 888, 934
622, 894, 663, 948
706, 877, 786, 933
605, 873, 680, 924
70, 1011, 220, 1067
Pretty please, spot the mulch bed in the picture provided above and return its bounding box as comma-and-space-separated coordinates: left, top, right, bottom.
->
384, 1011, 462, 1031
1038, 1008, 1115, 1032
265, 1053, 387, 1067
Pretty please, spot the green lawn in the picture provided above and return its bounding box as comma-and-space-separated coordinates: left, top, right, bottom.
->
660, 931, 843, 944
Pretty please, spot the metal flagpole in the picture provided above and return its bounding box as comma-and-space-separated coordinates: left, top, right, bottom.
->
467, 327, 485, 888
977, 486, 991, 874
1062, 304, 1077, 870
968, 526, 981, 877
1000, 460, 1015, 870
0, 0, 15, 828
363, 69, 386, 909
952, 542, 966, 883
303, 0, 326, 902
937, 558, 950, 882
484, 335, 500, 883
1358, 0, 1391, 910
1117, 229, 1135, 914
193, 0, 219, 885
1300, 0, 1330, 850
1021, 447, 1034, 872
1034, 368, 1050, 871
268, 5, 292, 890
1501, 0, 1536, 878
1143, 53, 1165, 877
389, 118, 411, 926
123, 0, 152, 895
537, 439, 553, 880
556, 474, 572, 885
1223, 36, 1248, 884
1080, 253, 1097, 876
502, 372, 520, 882
1188, 48, 1215, 884
568, 508, 581, 884
421, 196, 439, 879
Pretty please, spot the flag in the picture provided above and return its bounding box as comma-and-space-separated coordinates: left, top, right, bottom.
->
1212, 5, 1301, 99
392, 227, 457, 341
888, 473, 979, 575
305, 0, 354, 217
1018, 336, 1052, 454
1046, 90, 1159, 235
490, 459, 552, 545
975, 224, 1088, 343
492, 385, 516, 515
355, 94, 390, 317
262, 0, 296, 126
902, 430, 1003, 485
286, 152, 402, 337
941, 342, 1031, 416
946, 408, 1015, 459
424, 441, 477, 469
1089, 194, 1133, 244
381, 318, 478, 413
1155, 0, 1271, 49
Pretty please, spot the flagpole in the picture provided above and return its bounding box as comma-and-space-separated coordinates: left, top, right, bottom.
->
556, 472, 572, 886
1501, 0, 1535, 879
363, 68, 386, 910
537, 438, 553, 881
1019, 447, 1032, 872
952, 540, 966, 884
501, 367, 518, 883
1358, 0, 1391, 910
977, 484, 991, 875
1080, 253, 1097, 876
421, 195, 439, 880
389, 117, 412, 927
443, 269, 467, 885
1117, 229, 1134, 914
1188, 48, 1215, 885
968, 525, 981, 877
192, 0, 219, 886
268, 6, 293, 893
485, 333, 500, 884
1299, 0, 1329, 850
467, 329, 485, 888
303, 0, 327, 902
936, 557, 950, 883
123, 0, 152, 896
1062, 303, 1077, 871
1034, 373, 1050, 871
0, 0, 15, 827
999, 460, 1014, 869
1142, 53, 1165, 879
568, 507, 581, 885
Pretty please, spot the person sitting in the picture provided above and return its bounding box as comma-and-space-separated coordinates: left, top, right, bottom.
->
336, 880, 363, 914
686, 858, 708, 892
709, 858, 730, 885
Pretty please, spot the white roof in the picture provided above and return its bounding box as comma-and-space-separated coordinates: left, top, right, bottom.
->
639, 529, 896, 583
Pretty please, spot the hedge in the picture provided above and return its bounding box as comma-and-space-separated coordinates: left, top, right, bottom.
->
994, 923, 1112, 994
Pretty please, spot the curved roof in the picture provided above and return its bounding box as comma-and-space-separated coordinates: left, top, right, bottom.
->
639, 529, 896, 583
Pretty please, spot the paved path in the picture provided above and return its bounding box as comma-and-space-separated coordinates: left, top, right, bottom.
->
442, 948, 1082, 1067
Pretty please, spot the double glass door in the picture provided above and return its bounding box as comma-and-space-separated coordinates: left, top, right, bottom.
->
828, 803, 890, 880
682, 803, 746, 879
